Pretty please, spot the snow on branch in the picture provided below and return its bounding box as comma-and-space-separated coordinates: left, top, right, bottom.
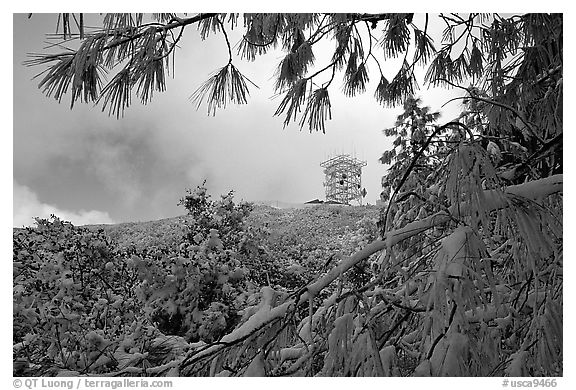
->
180, 174, 562, 369
387, 174, 562, 247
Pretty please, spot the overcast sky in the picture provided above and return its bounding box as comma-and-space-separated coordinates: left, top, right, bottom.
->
12, 13, 464, 227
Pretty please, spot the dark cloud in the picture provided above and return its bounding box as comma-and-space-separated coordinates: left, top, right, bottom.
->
13, 13, 461, 225
16, 114, 211, 222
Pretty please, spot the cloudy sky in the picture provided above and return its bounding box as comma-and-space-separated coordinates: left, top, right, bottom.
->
13, 13, 463, 227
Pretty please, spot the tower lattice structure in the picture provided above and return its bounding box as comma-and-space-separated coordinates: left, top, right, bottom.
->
320, 154, 367, 205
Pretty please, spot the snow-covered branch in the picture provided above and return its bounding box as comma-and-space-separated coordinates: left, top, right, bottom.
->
180, 174, 562, 372
386, 174, 562, 246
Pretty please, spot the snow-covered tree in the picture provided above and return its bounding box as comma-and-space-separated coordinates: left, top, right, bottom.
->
20, 13, 562, 377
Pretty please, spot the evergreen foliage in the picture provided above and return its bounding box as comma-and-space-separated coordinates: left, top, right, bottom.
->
17, 12, 563, 377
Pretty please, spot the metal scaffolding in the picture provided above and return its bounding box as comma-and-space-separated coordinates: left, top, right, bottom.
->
320, 154, 367, 205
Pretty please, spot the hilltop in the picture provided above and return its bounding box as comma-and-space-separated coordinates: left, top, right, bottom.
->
84, 203, 381, 255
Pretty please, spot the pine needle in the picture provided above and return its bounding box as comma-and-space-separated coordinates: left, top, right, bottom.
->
383, 64, 418, 107
274, 42, 314, 92
98, 68, 132, 118
374, 75, 390, 105
381, 15, 410, 58
343, 62, 369, 97
274, 78, 308, 128
424, 50, 453, 87
413, 28, 436, 66
300, 87, 332, 133
190, 63, 258, 116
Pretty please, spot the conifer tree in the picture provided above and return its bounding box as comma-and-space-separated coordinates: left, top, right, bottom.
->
20, 13, 562, 377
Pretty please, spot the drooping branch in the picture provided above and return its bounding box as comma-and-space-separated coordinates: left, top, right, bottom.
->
178, 174, 562, 373
215, 17, 233, 64
436, 78, 546, 145
25, 13, 221, 117
26, 13, 218, 66
381, 120, 471, 233
386, 174, 562, 246
499, 132, 563, 181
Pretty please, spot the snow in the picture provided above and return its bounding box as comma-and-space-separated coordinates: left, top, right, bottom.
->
183, 176, 564, 371
505, 350, 529, 376
379, 345, 396, 376
386, 175, 563, 250
277, 347, 306, 362
438, 226, 471, 277
188, 292, 293, 361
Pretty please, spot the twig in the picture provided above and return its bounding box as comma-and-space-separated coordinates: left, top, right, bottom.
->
26, 14, 218, 66
381, 120, 471, 233
215, 17, 233, 64
436, 78, 546, 145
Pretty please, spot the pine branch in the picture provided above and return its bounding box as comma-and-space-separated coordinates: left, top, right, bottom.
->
215, 17, 233, 64
436, 79, 546, 145
26, 14, 218, 66
300, 87, 332, 133
190, 63, 258, 115
25, 13, 220, 116
177, 174, 562, 374
499, 132, 562, 181
381, 121, 470, 233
